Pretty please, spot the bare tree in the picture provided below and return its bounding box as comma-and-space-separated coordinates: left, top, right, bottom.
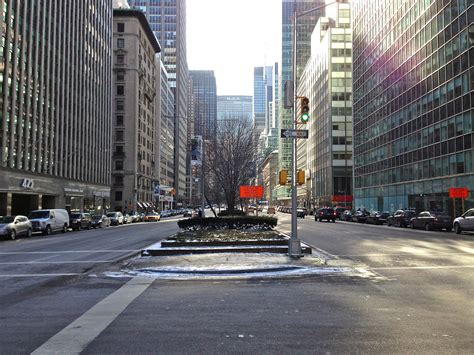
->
205, 118, 256, 213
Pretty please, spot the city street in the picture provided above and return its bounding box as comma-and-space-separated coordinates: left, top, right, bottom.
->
1, 213, 473, 354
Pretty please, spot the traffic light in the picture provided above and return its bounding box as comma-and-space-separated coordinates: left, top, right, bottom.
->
279, 170, 288, 185
297, 170, 305, 185
300, 96, 309, 123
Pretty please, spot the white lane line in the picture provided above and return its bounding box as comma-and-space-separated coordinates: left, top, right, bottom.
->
0, 273, 83, 277
339, 252, 474, 257
0, 250, 140, 255
29, 255, 58, 263
0, 261, 110, 265
371, 265, 474, 270
32, 277, 153, 355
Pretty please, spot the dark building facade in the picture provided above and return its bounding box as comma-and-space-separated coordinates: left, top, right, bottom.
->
0, 1, 112, 215
189, 70, 217, 141
352, 0, 473, 215
128, 0, 189, 206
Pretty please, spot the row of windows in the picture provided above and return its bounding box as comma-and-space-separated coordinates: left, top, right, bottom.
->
355, 132, 473, 177
355, 150, 473, 188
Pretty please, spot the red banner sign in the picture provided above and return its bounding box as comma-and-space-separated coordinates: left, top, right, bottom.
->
240, 185, 264, 199
332, 195, 353, 202
448, 187, 469, 199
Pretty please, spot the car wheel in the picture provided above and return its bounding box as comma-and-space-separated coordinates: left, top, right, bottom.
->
410, 222, 415, 229
10, 229, 16, 240
62, 224, 67, 233
454, 223, 462, 234
425, 223, 431, 231
26, 228, 32, 238
44, 225, 51, 235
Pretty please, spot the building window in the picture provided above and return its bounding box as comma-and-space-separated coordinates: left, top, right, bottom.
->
116, 70, 125, 81
116, 130, 124, 141
115, 191, 122, 201
117, 23, 125, 32
117, 38, 124, 48
116, 115, 124, 126
115, 160, 123, 170
116, 100, 124, 111
117, 85, 124, 95
117, 54, 125, 64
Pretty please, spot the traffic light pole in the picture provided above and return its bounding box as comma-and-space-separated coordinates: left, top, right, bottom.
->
288, 1, 341, 257
288, 7, 302, 257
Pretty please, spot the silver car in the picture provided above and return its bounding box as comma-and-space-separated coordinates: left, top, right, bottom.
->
0, 215, 32, 240
453, 208, 474, 234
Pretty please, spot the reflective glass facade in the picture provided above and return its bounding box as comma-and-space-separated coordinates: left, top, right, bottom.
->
353, 0, 473, 215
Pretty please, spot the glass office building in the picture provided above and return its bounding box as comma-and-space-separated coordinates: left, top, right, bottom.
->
352, 0, 473, 215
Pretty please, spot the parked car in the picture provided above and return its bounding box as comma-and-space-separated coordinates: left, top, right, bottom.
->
69, 212, 92, 231
132, 213, 142, 223
29, 209, 69, 235
143, 212, 161, 222
0, 215, 32, 240
267, 207, 276, 215
410, 211, 452, 231
453, 208, 474, 234
91, 215, 111, 228
183, 209, 192, 217
316, 207, 336, 222
340, 210, 354, 221
352, 209, 370, 223
123, 214, 133, 224
334, 207, 347, 219
366, 211, 391, 225
387, 209, 416, 227
296, 209, 306, 218
106, 211, 124, 226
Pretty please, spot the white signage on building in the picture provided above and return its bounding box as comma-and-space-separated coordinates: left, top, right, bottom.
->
20, 178, 34, 189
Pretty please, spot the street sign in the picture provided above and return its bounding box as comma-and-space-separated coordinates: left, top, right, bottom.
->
240, 185, 264, 199
449, 187, 469, 199
280, 129, 309, 139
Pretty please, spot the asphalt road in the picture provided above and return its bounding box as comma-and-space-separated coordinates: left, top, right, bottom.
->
1, 213, 473, 354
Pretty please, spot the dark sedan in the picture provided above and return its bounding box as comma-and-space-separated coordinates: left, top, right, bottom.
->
69, 213, 92, 231
366, 211, 391, 225
316, 208, 336, 222
352, 209, 370, 223
410, 211, 452, 231
387, 210, 417, 227
91, 215, 111, 228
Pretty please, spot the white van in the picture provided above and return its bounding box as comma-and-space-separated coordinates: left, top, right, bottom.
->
28, 209, 70, 235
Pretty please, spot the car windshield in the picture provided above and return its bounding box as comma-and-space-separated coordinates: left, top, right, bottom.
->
28, 211, 50, 219
106, 213, 116, 217
0, 216, 15, 223
92, 215, 102, 220
70, 213, 81, 219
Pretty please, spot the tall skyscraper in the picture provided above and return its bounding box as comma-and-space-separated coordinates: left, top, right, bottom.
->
277, 0, 326, 203
298, 2, 353, 209
189, 70, 217, 141
111, 8, 161, 213
128, 0, 189, 207
217, 96, 253, 122
0, 1, 112, 215
352, 0, 473, 215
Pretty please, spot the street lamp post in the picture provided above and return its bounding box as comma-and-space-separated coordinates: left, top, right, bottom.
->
289, 1, 342, 257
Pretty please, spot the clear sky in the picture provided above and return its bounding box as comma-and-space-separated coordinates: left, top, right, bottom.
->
187, 0, 281, 96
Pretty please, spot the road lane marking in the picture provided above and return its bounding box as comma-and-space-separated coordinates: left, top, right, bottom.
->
32, 277, 153, 355
0, 261, 110, 265
0, 273, 83, 277
0, 250, 140, 255
371, 265, 474, 270
338, 252, 474, 257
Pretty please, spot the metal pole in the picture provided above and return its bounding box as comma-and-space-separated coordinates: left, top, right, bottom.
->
289, 9, 302, 257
